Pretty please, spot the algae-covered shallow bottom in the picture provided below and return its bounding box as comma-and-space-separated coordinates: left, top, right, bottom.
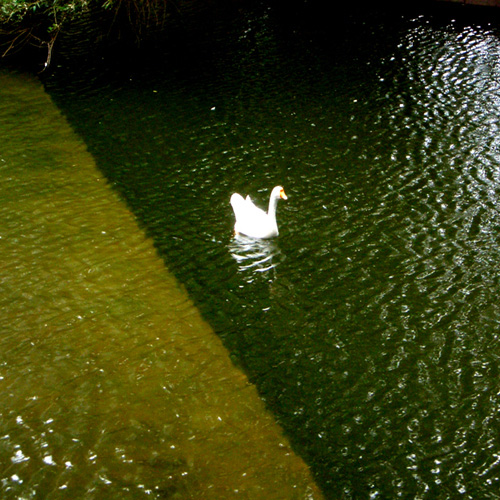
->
0, 70, 322, 499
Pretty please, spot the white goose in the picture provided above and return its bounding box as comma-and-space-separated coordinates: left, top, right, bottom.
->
230, 185, 287, 239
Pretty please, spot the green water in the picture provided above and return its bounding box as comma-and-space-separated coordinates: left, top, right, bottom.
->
32, 1, 500, 498
0, 70, 322, 498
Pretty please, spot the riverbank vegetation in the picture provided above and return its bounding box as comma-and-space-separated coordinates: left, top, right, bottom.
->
1, 0, 83, 68
0, 0, 177, 69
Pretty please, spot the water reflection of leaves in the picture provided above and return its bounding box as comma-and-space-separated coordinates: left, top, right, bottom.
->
229, 234, 282, 276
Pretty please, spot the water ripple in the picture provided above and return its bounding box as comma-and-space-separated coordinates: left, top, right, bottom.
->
37, 5, 500, 499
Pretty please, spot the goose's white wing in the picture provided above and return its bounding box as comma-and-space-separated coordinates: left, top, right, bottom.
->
230, 193, 267, 221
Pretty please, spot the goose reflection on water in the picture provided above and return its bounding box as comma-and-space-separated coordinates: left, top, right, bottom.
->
229, 234, 282, 275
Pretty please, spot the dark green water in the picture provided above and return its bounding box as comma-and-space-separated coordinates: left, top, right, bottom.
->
42, 2, 500, 498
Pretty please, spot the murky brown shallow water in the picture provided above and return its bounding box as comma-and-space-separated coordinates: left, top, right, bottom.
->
0, 69, 322, 499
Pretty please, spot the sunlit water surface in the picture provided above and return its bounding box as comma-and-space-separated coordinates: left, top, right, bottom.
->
0, 71, 321, 499
37, 3, 500, 498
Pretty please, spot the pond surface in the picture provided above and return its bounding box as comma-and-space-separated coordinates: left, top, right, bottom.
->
0, 70, 321, 499
38, 1, 500, 498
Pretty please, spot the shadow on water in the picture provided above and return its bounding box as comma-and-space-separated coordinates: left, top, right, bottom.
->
38, 1, 500, 498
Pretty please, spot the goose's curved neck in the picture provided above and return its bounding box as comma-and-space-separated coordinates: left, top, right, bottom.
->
268, 193, 279, 220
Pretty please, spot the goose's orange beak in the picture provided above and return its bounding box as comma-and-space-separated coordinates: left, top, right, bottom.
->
280, 188, 288, 200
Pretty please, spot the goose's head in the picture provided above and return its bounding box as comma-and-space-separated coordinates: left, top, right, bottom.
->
272, 186, 288, 200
